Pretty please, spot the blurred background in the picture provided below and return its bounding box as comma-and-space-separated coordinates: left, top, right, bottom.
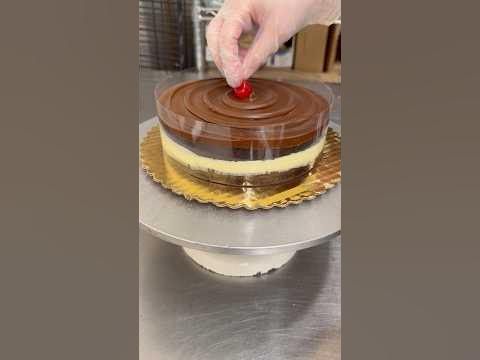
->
138, 0, 341, 80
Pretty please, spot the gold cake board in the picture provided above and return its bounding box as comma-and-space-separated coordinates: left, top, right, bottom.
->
140, 125, 341, 210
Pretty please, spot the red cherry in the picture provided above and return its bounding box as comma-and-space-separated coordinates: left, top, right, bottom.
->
233, 80, 252, 99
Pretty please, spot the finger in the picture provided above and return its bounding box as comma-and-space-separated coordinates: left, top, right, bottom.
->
206, 16, 224, 75
218, 18, 245, 88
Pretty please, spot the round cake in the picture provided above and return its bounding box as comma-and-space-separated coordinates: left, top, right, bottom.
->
155, 78, 331, 187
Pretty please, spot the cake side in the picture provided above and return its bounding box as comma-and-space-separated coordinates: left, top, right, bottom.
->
160, 124, 326, 176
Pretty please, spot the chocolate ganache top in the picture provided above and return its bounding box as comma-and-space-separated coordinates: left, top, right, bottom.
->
156, 78, 330, 152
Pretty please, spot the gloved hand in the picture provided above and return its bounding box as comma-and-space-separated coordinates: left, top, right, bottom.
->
206, 0, 341, 88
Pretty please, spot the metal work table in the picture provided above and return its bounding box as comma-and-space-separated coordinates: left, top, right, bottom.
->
139, 69, 341, 360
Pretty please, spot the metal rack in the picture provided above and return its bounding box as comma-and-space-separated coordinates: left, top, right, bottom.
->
192, 0, 220, 71
139, 0, 196, 70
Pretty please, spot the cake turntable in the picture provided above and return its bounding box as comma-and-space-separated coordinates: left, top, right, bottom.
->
139, 73, 340, 276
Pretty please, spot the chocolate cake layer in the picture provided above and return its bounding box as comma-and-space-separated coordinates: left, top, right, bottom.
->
164, 151, 311, 188
156, 78, 329, 160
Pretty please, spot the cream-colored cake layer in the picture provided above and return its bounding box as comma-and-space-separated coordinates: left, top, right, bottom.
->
160, 129, 326, 176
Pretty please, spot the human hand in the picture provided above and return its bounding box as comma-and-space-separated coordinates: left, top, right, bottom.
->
206, 0, 341, 88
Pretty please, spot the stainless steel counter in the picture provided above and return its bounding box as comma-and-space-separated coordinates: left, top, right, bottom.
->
139, 69, 341, 360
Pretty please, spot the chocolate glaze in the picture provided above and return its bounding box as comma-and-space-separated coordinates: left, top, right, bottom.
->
156, 78, 329, 160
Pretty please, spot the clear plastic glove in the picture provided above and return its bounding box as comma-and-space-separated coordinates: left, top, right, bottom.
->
206, 0, 341, 88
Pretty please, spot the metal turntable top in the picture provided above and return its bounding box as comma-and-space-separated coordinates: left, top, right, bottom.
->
139, 117, 341, 255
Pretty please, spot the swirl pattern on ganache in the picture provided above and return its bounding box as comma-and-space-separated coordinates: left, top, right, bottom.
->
156, 78, 329, 151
